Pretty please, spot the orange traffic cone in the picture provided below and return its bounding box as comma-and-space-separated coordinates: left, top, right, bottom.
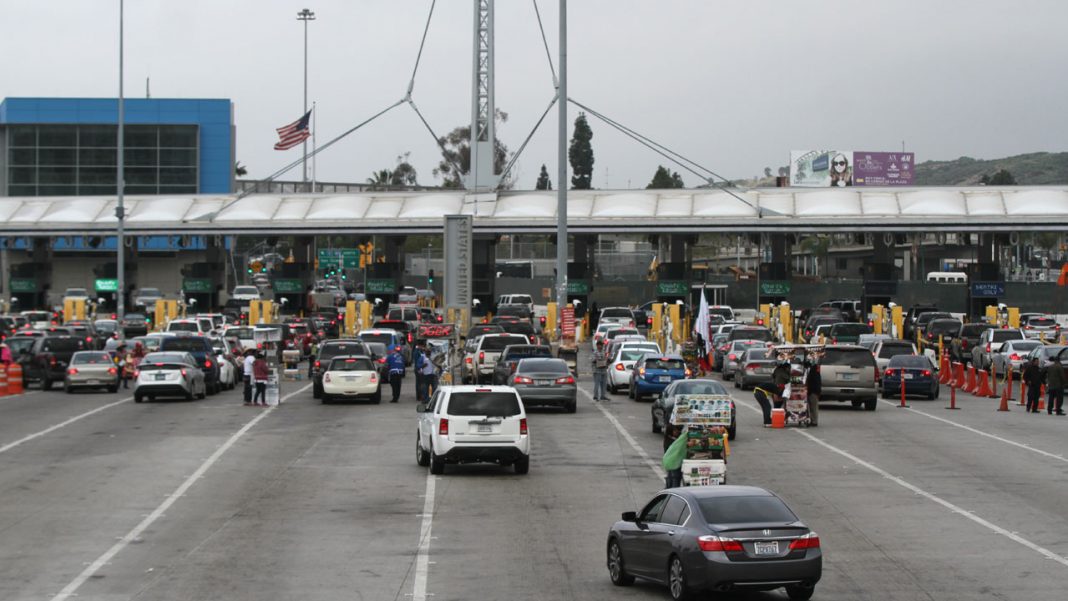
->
976, 369, 995, 398
939, 353, 952, 384
1039, 385, 1047, 412
997, 385, 1010, 411
5, 364, 22, 395
964, 365, 977, 394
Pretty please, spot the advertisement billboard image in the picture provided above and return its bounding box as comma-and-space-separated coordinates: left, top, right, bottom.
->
791, 150, 915, 187
853, 151, 915, 186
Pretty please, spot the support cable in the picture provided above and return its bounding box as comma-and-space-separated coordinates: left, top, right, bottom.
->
406, 0, 438, 98
532, 0, 558, 87
408, 99, 466, 184
496, 93, 558, 189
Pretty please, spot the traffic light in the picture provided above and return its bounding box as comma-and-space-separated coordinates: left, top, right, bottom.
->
428, 269, 434, 285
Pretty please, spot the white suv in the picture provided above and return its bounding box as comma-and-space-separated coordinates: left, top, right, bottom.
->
416, 386, 530, 475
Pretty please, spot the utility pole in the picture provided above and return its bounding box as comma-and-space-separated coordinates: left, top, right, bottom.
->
555, 0, 568, 312
116, 0, 126, 320
469, 0, 495, 191
297, 8, 315, 189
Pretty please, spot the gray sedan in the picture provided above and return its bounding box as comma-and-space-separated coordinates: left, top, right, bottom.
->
735, 347, 776, 390
607, 486, 822, 600
64, 351, 120, 393
509, 358, 577, 413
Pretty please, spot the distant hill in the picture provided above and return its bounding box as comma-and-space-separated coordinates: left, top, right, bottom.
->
914, 152, 1068, 186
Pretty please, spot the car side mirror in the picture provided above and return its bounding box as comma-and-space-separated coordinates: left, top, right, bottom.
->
621, 511, 638, 522
416, 403, 427, 413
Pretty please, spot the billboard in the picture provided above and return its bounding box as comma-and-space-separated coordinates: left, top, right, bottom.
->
791, 150, 915, 187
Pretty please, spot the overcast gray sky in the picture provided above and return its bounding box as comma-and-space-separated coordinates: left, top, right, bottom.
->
4, 0, 1067, 189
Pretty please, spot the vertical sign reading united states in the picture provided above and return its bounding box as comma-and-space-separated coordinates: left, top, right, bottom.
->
444, 214, 473, 310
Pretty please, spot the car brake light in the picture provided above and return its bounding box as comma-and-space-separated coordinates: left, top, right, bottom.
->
204, 359, 213, 368
314, 360, 321, 368
377, 357, 386, 364
133, 370, 140, 378
324, 373, 331, 383
515, 376, 534, 384
1010, 353, 1020, 361
555, 375, 575, 385
479, 351, 485, 363
370, 373, 377, 383
868, 320, 874, 327
539, 316, 546, 326
831, 338, 837, 344
986, 344, 991, 352
728, 354, 737, 361
885, 368, 894, 377
530, 335, 537, 343
67, 368, 78, 375
86, 336, 93, 343
408, 333, 413, 343
465, 357, 472, 364
745, 363, 759, 371
698, 536, 744, 552
789, 532, 821, 550
180, 369, 187, 376
757, 318, 764, 326
922, 369, 931, 377
439, 418, 449, 435
519, 418, 528, 435
108, 367, 118, 375
615, 363, 625, 371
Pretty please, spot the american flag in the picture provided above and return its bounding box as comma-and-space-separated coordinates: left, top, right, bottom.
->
274, 110, 312, 150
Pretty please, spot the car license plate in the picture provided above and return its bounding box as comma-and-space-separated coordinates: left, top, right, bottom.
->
537, 379, 552, 386
904, 373, 914, 380
477, 424, 493, 433
87, 380, 100, 385
345, 376, 358, 382
754, 541, 779, 555
840, 373, 858, 381
659, 376, 672, 383
155, 373, 166, 381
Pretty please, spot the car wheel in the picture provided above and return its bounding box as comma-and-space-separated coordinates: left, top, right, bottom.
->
668, 556, 691, 600
185, 390, 194, 401
628, 385, 635, 400
372, 388, 382, 404
135, 393, 144, 403
108, 384, 118, 393
608, 384, 617, 395
734, 377, 740, 389
565, 401, 577, 414
933, 385, 940, 399
321, 394, 331, 404
65, 384, 74, 394
854, 399, 865, 407
416, 433, 430, 467
865, 398, 878, 411
786, 584, 816, 600
606, 540, 635, 586
514, 454, 530, 475
429, 450, 445, 475
728, 422, 736, 440
652, 413, 662, 434
313, 383, 322, 399
42, 378, 53, 391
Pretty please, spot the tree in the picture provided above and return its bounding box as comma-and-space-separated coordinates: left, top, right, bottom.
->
366, 169, 392, 190
981, 169, 1017, 185
535, 164, 552, 190
234, 162, 247, 177
569, 112, 594, 189
390, 152, 418, 187
432, 109, 512, 189
646, 165, 685, 189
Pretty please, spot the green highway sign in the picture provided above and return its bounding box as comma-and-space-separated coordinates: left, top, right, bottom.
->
318, 248, 360, 269
182, 278, 213, 293
760, 280, 791, 296
567, 281, 590, 295
10, 278, 37, 293
656, 281, 689, 296
94, 278, 119, 292
366, 279, 396, 294
273, 279, 304, 294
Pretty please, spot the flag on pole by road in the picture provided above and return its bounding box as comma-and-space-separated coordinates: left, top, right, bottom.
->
274, 110, 312, 150
693, 287, 711, 356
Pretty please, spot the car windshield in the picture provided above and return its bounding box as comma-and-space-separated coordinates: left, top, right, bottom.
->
41, 338, 85, 353
601, 308, 633, 318
468, 326, 504, 337
619, 349, 651, 361
697, 495, 798, 524
732, 341, 765, 352
961, 324, 992, 336
1028, 317, 1056, 327
991, 330, 1024, 343
746, 349, 768, 360
234, 287, 258, 295
481, 336, 528, 351
888, 355, 931, 368
329, 357, 374, 371
878, 344, 915, 358
161, 338, 210, 353
504, 347, 551, 360
321, 343, 367, 359
516, 359, 568, 374
731, 329, 773, 341
831, 324, 872, 336
227, 327, 254, 339
497, 306, 531, 318
645, 358, 684, 370
6, 338, 36, 355
365, 342, 388, 358
500, 321, 534, 335
169, 322, 199, 332
1007, 341, 1041, 352
822, 349, 874, 368
447, 392, 521, 416
607, 329, 639, 340
72, 352, 111, 365
926, 320, 963, 335
359, 333, 395, 346
671, 381, 728, 395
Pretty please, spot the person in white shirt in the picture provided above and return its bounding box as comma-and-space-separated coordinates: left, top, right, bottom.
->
242, 350, 256, 404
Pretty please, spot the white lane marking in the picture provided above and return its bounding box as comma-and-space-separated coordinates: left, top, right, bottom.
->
732, 396, 1068, 568
0, 396, 132, 455
411, 472, 437, 601
579, 388, 665, 479
50, 383, 312, 601
878, 398, 1068, 465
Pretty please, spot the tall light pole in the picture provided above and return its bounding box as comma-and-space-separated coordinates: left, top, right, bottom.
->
555, 0, 568, 312
116, 0, 126, 320
297, 8, 315, 189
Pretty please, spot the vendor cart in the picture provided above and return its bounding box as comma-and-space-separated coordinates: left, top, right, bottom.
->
757, 344, 824, 428
668, 394, 732, 485
557, 340, 578, 374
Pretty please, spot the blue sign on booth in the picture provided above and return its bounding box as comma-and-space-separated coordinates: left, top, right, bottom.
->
971, 281, 1005, 297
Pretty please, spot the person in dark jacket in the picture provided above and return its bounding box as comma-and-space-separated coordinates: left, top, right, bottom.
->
1023, 358, 1043, 413
386, 346, 406, 403
805, 359, 821, 427
1046, 359, 1065, 415
252, 353, 270, 406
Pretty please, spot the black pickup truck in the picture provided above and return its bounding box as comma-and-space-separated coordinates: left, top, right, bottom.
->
23, 336, 88, 390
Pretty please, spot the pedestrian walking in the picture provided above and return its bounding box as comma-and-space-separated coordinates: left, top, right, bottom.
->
662, 426, 687, 488
418, 345, 439, 401
413, 342, 427, 402
252, 352, 269, 406
1023, 357, 1043, 413
805, 359, 821, 427
243, 349, 256, 404
591, 340, 609, 401
387, 345, 406, 403
1046, 359, 1065, 415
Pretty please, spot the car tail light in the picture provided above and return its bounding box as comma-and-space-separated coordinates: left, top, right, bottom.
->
510, 363, 518, 373
615, 363, 625, 371
539, 316, 546, 326
370, 373, 377, 383
868, 320, 874, 327
49, 356, 57, 366
439, 418, 449, 435
180, 369, 187, 377
962, 340, 969, 348
647, 317, 653, 326
698, 535, 744, 552
133, 370, 140, 378
314, 360, 321, 369
519, 418, 528, 435
986, 343, 991, 352
408, 333, 413, 343
86, 336, 93, 343
465, 357, 472, 364
530, 335, 537, 343
728, 354, 737, 361
108, 367, 118, 375
67, 368, 78, 375
922, 369, 931, 377
479, 351, 485, 363
515, 376, 534, 384
757, 318, 764, 326
885, 368, 894, 378
555, 375, 575, 384
1025, 325, 1032, 330
831, 338, 837, 344
204, 359, 213, 368
789, 532, 821, 550
1010, 353, 1020, 361
324, 373, 331, 383
377, 357, 386, 364
745, 363, 759, 371
927, 332, 934, 339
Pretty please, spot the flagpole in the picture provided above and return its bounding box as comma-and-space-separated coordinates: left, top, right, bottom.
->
312, 101, 317, 192
297, 8, 315, 191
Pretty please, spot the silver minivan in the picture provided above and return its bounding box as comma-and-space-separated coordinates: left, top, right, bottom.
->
818, 345, 878, 411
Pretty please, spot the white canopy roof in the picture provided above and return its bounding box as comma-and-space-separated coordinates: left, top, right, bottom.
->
1, 187, 1066, 235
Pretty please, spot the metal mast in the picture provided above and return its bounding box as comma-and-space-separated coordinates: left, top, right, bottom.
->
116, 0, 126, 320
555, 0, 567, 311
297, 8, 316, 189
468, 0, 496, 191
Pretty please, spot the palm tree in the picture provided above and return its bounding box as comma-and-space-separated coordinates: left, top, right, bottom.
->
234, 161, 248, 177
366, 169, 393, 191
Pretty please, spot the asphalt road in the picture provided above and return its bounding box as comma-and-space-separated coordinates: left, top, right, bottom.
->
2, 352, 1068, 601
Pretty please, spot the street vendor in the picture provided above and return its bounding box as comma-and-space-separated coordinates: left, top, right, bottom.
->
772, 358, 791, 401
804, 357, 821, 427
